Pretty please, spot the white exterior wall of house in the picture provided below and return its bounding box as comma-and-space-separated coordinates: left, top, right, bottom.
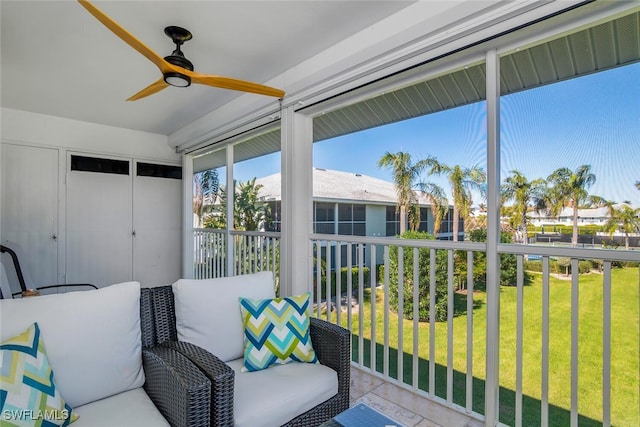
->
1, 108, 183, 288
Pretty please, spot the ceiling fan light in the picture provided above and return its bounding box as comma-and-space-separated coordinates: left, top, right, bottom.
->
164, 72, 191, 87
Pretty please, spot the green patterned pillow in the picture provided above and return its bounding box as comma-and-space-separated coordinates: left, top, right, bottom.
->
0, 323, 79, 426
239, 292, 317, 372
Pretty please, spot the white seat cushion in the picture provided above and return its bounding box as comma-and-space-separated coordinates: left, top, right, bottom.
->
73, 388, 169, 427
0, 281, 145, 408
173, 271, 275, 362
228, 358, 339, 427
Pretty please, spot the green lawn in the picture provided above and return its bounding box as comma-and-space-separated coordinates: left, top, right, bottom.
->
327, 267, 639, 427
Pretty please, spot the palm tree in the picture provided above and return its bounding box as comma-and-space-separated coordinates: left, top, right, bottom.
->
377, 152, 437, 234
429, 162, 486, 241
193, 169, 219, 228
603, 203, 640, 250
546, 165, 596, 247
636, 181, 640, 191
501, 170, 547, 244
415, 181, 448, 236
408, 204, 421, 232
205, 183, 229, 229
208, 178, 270, 231
235, 178, 269, 231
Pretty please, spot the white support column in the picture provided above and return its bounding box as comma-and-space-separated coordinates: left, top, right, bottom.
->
226, 145, 235, 276
485, 49, 501, 427
182, 153, 194, 279
280, 106, 313, 297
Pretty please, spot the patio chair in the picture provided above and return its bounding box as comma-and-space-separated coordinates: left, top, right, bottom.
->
140, 273, 351, 427
0, 241, 97, 298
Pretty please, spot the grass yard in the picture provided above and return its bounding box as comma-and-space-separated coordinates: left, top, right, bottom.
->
326, 267, 639, 426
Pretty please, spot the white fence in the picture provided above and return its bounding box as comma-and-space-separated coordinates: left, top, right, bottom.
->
193, 229, 280, 282
192, 228, 639, 426
310, 233, 640, 427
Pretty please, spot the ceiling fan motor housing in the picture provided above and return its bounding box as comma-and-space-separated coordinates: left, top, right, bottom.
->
164, 51, 194, 71
163, 26, 194, 87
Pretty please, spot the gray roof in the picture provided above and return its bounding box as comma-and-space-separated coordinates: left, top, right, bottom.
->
256, 168, 436, 206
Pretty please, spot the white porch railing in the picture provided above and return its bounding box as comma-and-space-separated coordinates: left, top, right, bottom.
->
193, 228, 228, 278
192, 228, 639, 426
193, 229, 280, 284
310, 233, 640, 427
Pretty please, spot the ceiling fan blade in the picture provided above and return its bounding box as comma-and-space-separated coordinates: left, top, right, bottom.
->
127, 79, 169, 101
77, 0, 171, 73
189, 71, 285, 98
79, 0, 284, 99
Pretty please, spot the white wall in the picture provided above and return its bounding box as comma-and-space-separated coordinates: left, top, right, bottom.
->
1, 108, 178, 162
1, 107, 182, 288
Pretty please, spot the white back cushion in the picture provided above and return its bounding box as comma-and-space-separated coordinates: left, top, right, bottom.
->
0, 281, 145, 407
173, 271, 275, 362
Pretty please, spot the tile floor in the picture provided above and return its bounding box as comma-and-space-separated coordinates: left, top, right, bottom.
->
349, 367, 483, 427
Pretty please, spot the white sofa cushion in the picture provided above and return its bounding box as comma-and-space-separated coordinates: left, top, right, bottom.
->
173, 271, 275, 362
227, 358, 338, 427
0, 282, 145, 408
73, 387, 169, 427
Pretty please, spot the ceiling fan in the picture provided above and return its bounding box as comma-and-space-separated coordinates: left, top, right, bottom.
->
77, 0, 285, 101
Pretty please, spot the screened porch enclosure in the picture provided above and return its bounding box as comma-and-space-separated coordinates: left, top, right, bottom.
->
186, 4, 640, 426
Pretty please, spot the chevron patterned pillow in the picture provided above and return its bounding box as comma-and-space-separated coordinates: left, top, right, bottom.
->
0, 323, 79, 426
239, 292, 318, 372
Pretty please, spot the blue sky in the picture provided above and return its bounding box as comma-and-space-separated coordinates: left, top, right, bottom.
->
234, 62, 640, 205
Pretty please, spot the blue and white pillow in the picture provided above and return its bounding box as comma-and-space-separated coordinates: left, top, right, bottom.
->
239, 292, 317, 372
0, 322, 78, 426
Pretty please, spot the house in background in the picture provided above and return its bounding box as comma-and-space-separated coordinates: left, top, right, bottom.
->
527, 203, 640, 247
256, 168, 459, 274
257, 168, 460, 239
528, 204, 640, 227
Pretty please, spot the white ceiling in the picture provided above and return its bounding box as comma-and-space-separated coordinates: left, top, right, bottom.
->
1, 0, 413, 136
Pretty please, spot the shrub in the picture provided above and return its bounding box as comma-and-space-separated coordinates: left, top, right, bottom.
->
578, 260, 592, 274
621, 261, 640, 268
381, 231, 451, 322
467, 228, 522, 286
524, 260, 543, 272
313, 266, 369, 300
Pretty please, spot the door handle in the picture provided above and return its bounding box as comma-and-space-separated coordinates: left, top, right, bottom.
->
52, 234, 57, 240
132, 230, 136, 237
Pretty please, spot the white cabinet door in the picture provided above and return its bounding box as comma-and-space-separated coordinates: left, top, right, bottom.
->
66, 155, 132, 287
1, 143, 58, 286
133, 163, 182, 286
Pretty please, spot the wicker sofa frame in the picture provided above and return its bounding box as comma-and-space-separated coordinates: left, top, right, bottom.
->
140, 285, 351, 427
142, 345, 211, 427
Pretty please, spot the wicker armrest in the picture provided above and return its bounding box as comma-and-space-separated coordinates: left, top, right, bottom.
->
162, 341, 235, 427
310, 317, 351, 396
143, 346, 211, 427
